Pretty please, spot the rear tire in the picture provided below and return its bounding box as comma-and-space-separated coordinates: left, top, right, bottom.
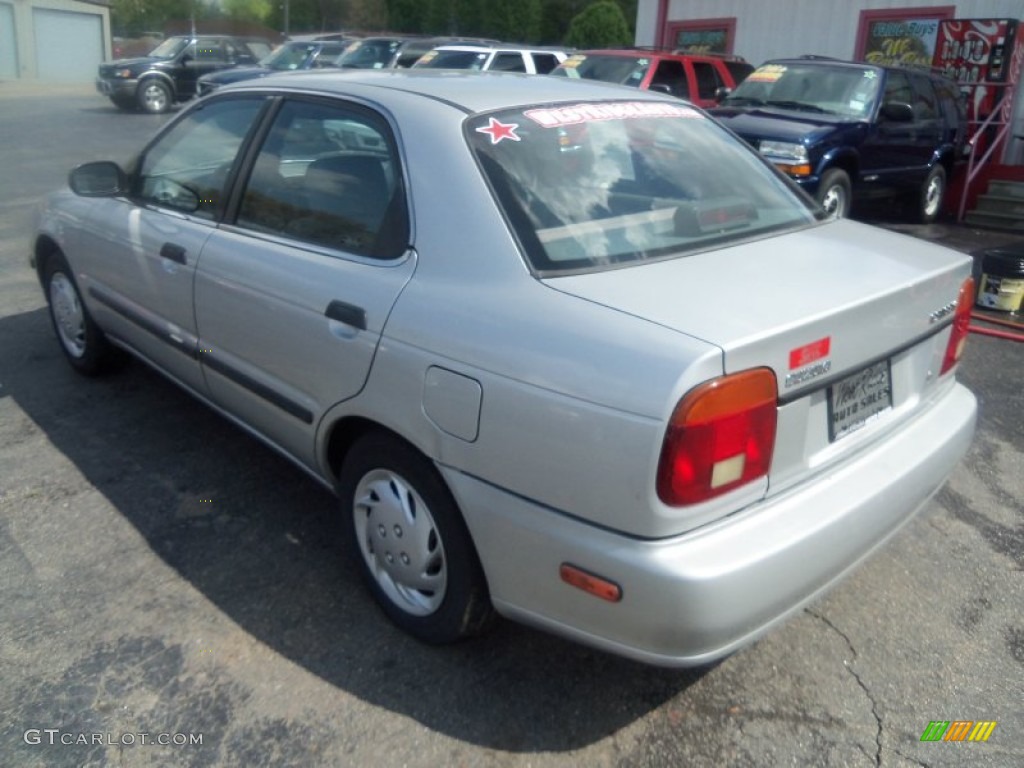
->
816, 169, 852, 219
43, 251, 124, 376
918, 165, 946, 223
339, 432, 494, 644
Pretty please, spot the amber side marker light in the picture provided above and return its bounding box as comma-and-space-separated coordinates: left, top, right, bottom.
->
657, 368, 778, 506
560, 563, 622, 602
940, 277, 975, 375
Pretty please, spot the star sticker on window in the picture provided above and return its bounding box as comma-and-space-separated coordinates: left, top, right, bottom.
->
863, 70, 878, 80
476, 117, 521, 145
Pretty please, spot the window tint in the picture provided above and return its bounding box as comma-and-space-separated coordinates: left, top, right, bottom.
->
724, 61, 754, 84
883, 71, 913, 105
650, 60, 688, 98
909, 73, 938, 119
236, 100, 406, 258
692, 61, 723, 100
137, 98, 264, 220
491, 52, 526, 72
532, 53, 561, 75
194, 38, 227, 62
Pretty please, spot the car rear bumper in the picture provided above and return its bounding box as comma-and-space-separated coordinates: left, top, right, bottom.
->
444, 380, 976, 667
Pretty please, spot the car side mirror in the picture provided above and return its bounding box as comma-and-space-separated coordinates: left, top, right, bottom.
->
69, 161, 126, 197
648, 84, 673, 96
715, 86, 732, 102
880, 102, 914, 122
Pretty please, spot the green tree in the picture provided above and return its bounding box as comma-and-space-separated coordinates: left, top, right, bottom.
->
486, 0, 542, 43
387, 0, 428, 33
111, 0, 189, 36
224, 0, 272, 24
564, 0, 631, 48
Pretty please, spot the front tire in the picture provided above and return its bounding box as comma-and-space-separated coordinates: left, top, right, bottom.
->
918, 165, 946, 223
816, 168, 852, 219
339, 432, 494, 644
137, 79, 171, 114
43, 251, 123, 376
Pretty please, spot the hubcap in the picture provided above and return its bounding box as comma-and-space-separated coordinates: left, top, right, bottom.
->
142, 84, 168, 112
821, 185, 846, 218
924, 177, 943, 218
49, 272, 86, 358
353, 469, 447, 616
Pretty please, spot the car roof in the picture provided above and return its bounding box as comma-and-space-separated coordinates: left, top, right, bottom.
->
432, 44, 564, 54
225, 69, 672, 114
764, 57, 957, 81
576, 48, 743, 63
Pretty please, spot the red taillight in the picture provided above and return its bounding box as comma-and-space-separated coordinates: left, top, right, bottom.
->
940, 277, 975, 375
657, 368, 778, 506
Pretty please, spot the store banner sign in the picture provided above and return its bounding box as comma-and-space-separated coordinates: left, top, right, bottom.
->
675, 28, 729, 55
863, 18, 942, 68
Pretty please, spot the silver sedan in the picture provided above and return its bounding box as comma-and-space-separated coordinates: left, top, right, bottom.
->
32, 71, 977, 666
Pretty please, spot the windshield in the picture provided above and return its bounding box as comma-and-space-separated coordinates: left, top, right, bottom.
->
469, 101, 818, 275
553, 54, 650, 88
336, 39, 401, 69
722, 63, 883, 118
261, 43, 317, 70
148, 37, 190, 59
415, 50, 489, 70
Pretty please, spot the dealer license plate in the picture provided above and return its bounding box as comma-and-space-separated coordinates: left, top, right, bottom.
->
828, 360, 892, 441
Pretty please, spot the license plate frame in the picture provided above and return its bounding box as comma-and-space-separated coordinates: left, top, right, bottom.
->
827, 359, 893, 442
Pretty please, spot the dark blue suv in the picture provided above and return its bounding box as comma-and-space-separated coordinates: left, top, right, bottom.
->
710, 58, 967, 222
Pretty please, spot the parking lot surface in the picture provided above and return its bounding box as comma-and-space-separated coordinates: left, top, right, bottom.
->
1, 82, 1022, 767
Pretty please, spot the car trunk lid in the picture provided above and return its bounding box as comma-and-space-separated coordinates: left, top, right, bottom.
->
544, 218, 972, 503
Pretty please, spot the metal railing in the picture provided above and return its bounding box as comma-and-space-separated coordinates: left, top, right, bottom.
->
957, 93, 1012, 221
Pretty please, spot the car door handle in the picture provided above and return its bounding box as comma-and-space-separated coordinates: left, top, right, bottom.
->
325, 300, 366, 330
160, 242, 187, 264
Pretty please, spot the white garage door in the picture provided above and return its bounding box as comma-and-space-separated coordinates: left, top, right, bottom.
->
33, 8, 102, 81
0, 3, 17, 79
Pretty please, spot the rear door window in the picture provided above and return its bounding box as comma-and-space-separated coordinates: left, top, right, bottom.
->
909, 73, 939, 119
490, 52, 526, 72
649, 60, 689, 98
235, 99, 407, 259
692, 61, 724, 100
532, 53, 561, 74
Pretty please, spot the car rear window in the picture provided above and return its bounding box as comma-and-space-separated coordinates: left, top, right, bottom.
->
416, 50, 490, 70
468, 101, 818, 275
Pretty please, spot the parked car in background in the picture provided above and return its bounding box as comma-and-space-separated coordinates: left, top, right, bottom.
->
197, 39, 349, 97
711, 57, 968, 221
414, 44, 569, 74
97, 34, 273, 113
552, 49, 753, 108
35, 71, 977, 667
